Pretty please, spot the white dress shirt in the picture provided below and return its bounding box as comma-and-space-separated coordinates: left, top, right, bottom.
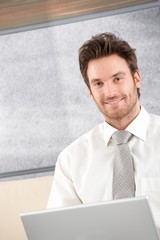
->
47, 106, 160, 235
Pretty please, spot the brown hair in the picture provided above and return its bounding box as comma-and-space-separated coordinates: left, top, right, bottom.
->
79, 32, 140, 97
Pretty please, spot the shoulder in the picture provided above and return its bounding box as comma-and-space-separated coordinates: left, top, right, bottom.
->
58, 122, 104, 159
149, 113, 160, 125
148, 112, 160, 134
56, 122, 104, 176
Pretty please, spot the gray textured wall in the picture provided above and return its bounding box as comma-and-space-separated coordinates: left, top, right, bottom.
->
0, 7, 160, 178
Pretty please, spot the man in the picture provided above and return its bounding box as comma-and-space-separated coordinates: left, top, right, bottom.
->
47, 32, 160, 234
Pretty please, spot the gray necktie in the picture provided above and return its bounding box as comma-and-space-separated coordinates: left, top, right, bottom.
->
112, 130, 135, 199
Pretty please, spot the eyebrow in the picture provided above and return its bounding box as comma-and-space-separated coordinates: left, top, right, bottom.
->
90, 71, 126, 84
112, 71, 126, 78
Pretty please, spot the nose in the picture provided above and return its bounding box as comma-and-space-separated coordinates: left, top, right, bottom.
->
104, 82, 115, 98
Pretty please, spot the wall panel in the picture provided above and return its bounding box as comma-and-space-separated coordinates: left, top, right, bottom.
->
0, 7, 160, 179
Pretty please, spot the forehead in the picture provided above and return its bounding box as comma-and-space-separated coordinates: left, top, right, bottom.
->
87, 54, 130, 79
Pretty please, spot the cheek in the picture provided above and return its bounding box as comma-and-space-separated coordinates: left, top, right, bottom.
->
128, 85, 139, 100
91, 91, 104, 103
127, 81, 138, 93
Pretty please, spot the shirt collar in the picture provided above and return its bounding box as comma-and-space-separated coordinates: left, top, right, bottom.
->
104, 106, 149, 146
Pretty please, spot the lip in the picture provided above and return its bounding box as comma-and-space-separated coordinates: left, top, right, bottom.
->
104, 97, 124, 105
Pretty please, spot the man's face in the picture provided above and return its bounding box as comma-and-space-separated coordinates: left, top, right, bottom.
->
87, 54, 141, 125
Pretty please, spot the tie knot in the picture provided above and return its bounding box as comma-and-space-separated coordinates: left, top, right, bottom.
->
112, 130, 132, 145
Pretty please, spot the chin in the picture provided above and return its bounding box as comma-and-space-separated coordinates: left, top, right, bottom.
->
104, 108, 128, 121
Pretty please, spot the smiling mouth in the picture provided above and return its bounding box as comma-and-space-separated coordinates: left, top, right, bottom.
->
105, 97, 124, 105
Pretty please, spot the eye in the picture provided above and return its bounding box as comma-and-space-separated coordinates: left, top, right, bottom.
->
91, 80, 103, 88
94, 81, 103, 88
114, 76, 123, 83
115, 77, 120, 81
96, 81, 102, 86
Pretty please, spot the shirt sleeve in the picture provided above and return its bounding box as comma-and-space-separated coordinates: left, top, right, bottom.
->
47, 154, 82, 209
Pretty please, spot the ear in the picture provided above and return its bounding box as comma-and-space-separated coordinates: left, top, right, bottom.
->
134, 70, 142, 88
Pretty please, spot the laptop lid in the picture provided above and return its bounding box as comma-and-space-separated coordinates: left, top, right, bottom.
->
21, 197, 159, 240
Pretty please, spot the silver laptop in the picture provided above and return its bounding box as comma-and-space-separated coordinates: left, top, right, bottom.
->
21, 197, 159, 240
